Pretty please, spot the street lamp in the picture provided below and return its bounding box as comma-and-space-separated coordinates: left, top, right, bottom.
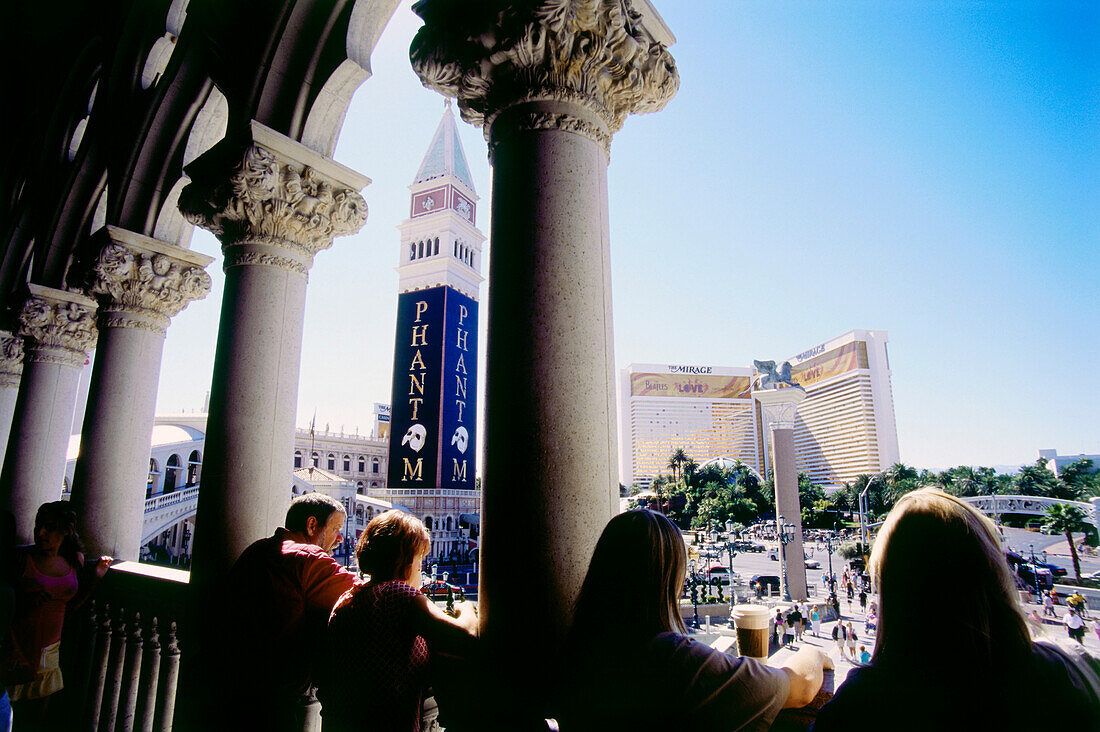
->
688, 559, 700, 629
824, 523, 838, 594
1028, 544, 1041, 599
777, 515, 795, 602
724, 522, 737, 606
859, 474, 882, 556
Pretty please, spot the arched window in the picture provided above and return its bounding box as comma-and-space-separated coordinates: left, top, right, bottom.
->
434, 237, 439, 255
358, 456, 365, 473
356, 506, 364, 520
424, 516, 433, 530
454, 241, 458, 257
187, 450, 201, 486
327, 453, 335, 470
371, 481, 378, 489
147, 459, 159, 498
356, 481, 364, 495
311, 452, 319, 467
418, 241, 424, 258
410, 243, 416, 261
294, 450, 302, 469
446, 516, 453, 531
367, 507, 374, 520
343, 455, 351, 472
164, 454, 181, 493
372, 458, 380, 474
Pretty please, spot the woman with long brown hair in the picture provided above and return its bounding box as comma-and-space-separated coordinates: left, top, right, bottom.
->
557, 509, 829, 730
813, 488, 1099, 730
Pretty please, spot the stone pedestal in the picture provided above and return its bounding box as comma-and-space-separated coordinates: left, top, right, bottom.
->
0, 285, 97, 541
70, 227, 213, 561
179, 121, 368, 579
755, 387, 809, 601
0, 332, 24, 471
412, 0, 678, 716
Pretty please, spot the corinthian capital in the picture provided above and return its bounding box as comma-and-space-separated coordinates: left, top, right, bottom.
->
0, 331, 23, 388
88, 227, 215, 335
179, 122, 369, 271
411, 0, 678, 148
18, 285, 98, 367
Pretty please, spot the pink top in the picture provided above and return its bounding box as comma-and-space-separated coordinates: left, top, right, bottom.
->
12, 553, 79, 662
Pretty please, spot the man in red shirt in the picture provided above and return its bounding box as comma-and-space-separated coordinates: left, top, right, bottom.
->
222, 493, 358, 731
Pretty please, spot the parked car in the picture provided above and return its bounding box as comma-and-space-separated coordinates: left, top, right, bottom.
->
750, 574, 781, 596
707, 566, 731, 585
1015, 564, 1054, 591
1036, 562, 1068, 579
421, 581, 462, 600
804, 559, 821, 569
733, 540, 765, 553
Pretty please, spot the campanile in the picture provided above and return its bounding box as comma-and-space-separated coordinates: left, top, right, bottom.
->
386, 101, 484, 558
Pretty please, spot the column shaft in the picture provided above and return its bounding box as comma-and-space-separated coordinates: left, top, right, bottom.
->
193, 256, 307, 572
0, 333, 24, 470
71, 326, 165, 559
480, 102, 618, 663
2, 358, 83, 538
771, 427, 808, 600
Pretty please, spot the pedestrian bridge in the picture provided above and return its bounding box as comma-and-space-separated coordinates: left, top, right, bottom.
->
959, 494, 1100, 532
142, 485, 200, 545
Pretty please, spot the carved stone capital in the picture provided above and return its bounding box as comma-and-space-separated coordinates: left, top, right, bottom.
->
410, 0, 679, 152
89, 228, 215, 335
18, 285, 98, 368
0, 331, 24, 388
755, 387, 807, 432
179, 122, 369, 269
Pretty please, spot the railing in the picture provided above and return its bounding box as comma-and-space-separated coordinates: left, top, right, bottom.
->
62, 562, 188, 731
144, 486, 200, 514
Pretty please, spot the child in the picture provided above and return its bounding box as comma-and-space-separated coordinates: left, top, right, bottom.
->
859, 645, 870, 664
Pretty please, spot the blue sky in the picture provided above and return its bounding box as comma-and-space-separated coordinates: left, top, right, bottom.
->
154, 1, 1098, 473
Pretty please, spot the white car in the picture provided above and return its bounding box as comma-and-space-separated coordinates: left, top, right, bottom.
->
804, 559, 821, 569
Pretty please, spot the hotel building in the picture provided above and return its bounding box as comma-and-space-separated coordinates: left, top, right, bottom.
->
620, 329, 900, 490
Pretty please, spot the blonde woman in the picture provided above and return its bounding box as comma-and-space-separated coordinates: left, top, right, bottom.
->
558, 510, 831, 730
813, 489, 1099, 731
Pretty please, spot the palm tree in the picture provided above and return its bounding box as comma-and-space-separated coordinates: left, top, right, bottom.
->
667, 448, 688, 485
1042, 503, 1090, 583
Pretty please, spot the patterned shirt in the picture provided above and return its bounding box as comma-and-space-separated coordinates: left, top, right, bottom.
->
320, 580, 430, 731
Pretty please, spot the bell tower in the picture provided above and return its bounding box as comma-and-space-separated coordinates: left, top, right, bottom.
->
386, 101, 485, 558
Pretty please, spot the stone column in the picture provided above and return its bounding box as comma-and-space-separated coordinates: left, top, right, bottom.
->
69, 226, 213, 561
179, 121, 368, 579
755, 387, 809, 601
411, 0, 678, 710
0, 285, 97, 541
0, 332, 24, 470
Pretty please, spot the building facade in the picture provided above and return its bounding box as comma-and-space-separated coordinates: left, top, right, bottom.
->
620, 329, 900, 490
384, 103, 484, 559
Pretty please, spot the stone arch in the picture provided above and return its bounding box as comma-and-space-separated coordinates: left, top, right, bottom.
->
164, 453, 181, 493
186, 449, 201, 486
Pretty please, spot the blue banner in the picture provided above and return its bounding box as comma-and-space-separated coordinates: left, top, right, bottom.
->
440, 290, 478, 489
387, 288, 445, 488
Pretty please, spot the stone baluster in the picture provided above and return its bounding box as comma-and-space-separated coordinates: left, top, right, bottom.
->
138, 618, 162, 732
118, 612, 145, 732
86, 603, 113, 731
0, 284, 97, 539
411, 0, 677, 711
103, 608, 129, 731
0, 332, 23, 469
157, 622, 181, 732
70, 227, 213, 561
178, 121, 368, 579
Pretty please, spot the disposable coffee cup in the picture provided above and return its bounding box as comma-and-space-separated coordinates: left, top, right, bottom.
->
731, 604, 770, 660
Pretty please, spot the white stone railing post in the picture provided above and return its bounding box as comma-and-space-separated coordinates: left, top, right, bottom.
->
178, 121, 368, 579
411, 0, 677, 712
70, 226, 213, 561
0, 284, 97, 540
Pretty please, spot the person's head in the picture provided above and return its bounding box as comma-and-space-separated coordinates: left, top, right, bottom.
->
356, 510, 430, 584
34, 501, 81, 567
869, 488, 1030, 671
285, 493, 345, 553
568, 510, 687, 648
